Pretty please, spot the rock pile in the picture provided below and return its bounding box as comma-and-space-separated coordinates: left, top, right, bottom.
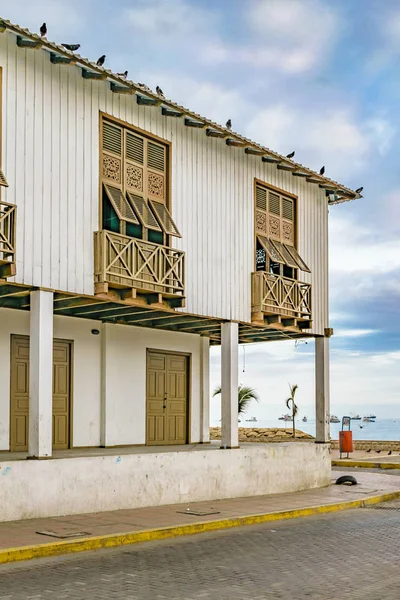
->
210, 427, 314, 443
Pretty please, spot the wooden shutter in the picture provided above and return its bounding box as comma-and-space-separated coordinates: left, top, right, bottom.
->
267, 191, 281, 240
0, 169, 9, 187
285, 244, 311, 273
102, 121, 123, 187
281, 196, 295, 245
149, 200, 181, 237
103, 184, 140, 225
257, 236, 284, 264
273, 240, 298, 269
125, 131, 145, 195
127, 192, 162, 231
147, 142, 166, 202
255, 185, 268, 235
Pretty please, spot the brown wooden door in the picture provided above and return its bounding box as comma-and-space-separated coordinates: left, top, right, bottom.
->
10, 336, 72, 452
146, 351, 188, 445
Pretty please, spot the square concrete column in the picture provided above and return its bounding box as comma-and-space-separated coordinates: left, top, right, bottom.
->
221, 322, 239, 449
28, 290, 54, 458
315, 336, 330, 443
200, 336, 210, 443
100, 322, 111, 447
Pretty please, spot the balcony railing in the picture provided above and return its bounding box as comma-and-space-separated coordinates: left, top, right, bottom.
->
0, 201, 16, 278
252, 272, 312, 322
94, 230, 185, 298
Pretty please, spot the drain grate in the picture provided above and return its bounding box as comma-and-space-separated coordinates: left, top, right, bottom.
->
363, 503, 400, 511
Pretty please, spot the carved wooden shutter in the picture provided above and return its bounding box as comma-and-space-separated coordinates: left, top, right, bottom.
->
149, 200, 181, 237
102, 121, 123, 189
125, 131, 145, 196
268, 191, 281, 240
281, 196, 294, 245
147, 142, 166, 203
255, 185, 268, 236
257, 235, 284, 264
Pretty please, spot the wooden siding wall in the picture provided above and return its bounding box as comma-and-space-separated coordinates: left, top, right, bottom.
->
0, 32, 328, 334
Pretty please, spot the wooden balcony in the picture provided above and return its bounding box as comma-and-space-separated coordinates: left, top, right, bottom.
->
94, 230, 185, 308
252, 272, 312, 329
0, 201, 16, 278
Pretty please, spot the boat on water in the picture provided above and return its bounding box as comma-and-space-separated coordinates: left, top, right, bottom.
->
330, 415, 340, 423
278, 414, 293, 422
302, 416, 307, 422
246, 416, 257, 422
364, 414, 377, 420
363, 416, 376, 422
351, 415, 362, 420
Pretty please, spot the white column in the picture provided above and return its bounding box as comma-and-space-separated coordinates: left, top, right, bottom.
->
100, 322, 110, 447
28, 290, 54, 458
200, 336, 210, 443
221, 322, 239, 448
315, 336, 330, 443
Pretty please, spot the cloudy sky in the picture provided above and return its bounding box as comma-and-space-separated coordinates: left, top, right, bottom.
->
2, 0, 399, 421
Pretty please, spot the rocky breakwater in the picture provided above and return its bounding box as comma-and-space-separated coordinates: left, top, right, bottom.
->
210, 427, 314, 443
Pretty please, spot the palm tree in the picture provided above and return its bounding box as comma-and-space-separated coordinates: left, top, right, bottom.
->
213, 384, 260, 416
286, 383, 298, 438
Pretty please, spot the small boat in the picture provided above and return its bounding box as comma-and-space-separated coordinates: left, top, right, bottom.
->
278, 414, 293, 422
363, 417, 375, 423
330, 415, 340, 423
351, 415, 362, 420
246, 416, 257, 422
302, 416, 307, 422
364, 414, 377, 420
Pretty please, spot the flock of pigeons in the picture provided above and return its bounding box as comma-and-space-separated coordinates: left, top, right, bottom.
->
38, 22, 363, 194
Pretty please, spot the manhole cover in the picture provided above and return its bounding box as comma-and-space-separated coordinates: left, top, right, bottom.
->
36, 529, 91, 539
176, 509, 220, 516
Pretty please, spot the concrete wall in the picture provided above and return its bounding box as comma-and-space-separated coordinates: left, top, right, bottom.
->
0, 443, 331, 522
0, 309, 201, 450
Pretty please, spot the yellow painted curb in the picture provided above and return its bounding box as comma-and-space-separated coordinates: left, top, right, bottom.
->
332, 460, 400, 470
1, 490, 400, 565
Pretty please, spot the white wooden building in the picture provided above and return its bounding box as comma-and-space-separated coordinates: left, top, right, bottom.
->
0, 18, 360, 521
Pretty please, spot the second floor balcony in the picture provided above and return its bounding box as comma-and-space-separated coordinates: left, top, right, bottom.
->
0, 201, 16, 279
94, 230, 185, 308
251, 271, 312, 329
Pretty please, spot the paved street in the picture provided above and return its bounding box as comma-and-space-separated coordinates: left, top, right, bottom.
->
1, 504, 400, 600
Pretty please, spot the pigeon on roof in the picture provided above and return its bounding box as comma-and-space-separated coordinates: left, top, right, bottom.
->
226, 119, 232, 130
156, 86, 164, 98
117, 71, 128, 78
320, 166, 325, 175
96, 55, 106, 66
40, 22, 47, 37
62, 43, 81, 52
286, 151, 295, 159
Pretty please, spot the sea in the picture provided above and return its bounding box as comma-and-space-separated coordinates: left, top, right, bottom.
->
212, 418, 400, 441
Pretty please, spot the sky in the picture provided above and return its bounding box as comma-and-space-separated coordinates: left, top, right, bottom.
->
1, 0, 399, 421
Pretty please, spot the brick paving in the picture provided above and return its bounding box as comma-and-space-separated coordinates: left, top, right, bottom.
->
1, 503, 400, 599
0, 470, 398, 551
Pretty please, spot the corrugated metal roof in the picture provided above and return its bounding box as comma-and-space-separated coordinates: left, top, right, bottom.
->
0, 17, 361, 204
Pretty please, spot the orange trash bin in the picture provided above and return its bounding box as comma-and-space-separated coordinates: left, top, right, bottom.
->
339, 430, 353, 454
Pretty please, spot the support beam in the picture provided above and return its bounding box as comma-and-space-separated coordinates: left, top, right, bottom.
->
110, 82, 134, 94
161, 107, 184, 117
50, 53, 76, 65
136, 94, 160, 106
315, 336, 330, 443
221, 322, 239, 449
17, 36, 42, 48
82, 69, 107, 80
184, 118, 205, 128
206, 128, 226, 138
200, 337, 210, 443
226, 138, 247, 147
28, 290, 54, 458
100, 322, 111, 446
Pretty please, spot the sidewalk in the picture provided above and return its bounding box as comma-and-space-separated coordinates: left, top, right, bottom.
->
331, 449, 400, 469
1, 470, 399, 565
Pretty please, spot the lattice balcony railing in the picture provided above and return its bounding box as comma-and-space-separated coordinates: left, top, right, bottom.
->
252, 272, 312, 320
94, 230, 185, 296
0, 201, 16, 277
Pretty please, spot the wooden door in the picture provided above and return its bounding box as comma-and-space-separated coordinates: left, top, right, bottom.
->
10, 336, 72, 452
146, 351, 188, 445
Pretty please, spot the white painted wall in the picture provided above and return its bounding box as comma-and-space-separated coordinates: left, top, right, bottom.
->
101, 323, 201, 446
0, 31, 329, 333
0, 443, 331, 522
0, 309, 201, 450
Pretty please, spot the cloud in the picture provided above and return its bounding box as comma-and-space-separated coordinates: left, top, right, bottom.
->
0, 0, 88, 34
334, 329, 378, 338
205, 0, 340, 73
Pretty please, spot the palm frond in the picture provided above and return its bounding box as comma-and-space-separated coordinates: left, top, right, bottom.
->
212, 386, 222, 398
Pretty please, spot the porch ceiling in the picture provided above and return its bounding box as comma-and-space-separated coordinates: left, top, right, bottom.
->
0, 283, 313, 345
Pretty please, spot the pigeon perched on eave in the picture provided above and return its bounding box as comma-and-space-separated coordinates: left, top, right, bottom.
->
138, 83, 152, 93
117, 71, 128, 78
40, 22, 47, 37
62, 43, 81, 52
355, 186, 363, 194
286, 151, 295, 159
156, 86, 164, 98
320, 166, 325, 175
226, 119, 232, 130
96, 55, 106, 67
